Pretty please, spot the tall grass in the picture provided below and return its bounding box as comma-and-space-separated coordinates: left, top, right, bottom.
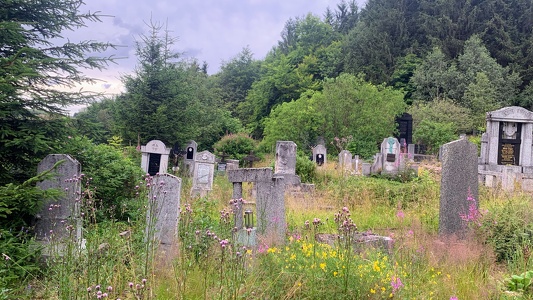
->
7, 160, 532, 299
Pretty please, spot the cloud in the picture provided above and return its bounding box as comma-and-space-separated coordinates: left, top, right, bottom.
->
63, 0, 367, 100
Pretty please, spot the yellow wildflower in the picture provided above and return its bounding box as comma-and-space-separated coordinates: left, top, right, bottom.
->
370, 289, 376, 294
320, 263, 326, 271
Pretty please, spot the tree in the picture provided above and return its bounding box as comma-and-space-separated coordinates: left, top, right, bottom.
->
0, 0, 115, 183
262, 73, 406, 159
215, 47, 261, 120
317, 73, 406, 158
114, 22, 240, 149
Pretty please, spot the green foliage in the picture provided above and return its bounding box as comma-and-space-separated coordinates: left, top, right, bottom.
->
113, 22, 239, 148
72, 98, 117, 144
317, 73, 406, 156
261, 91, 324, 151
413, 120, 457, 155
60, 136, 144, 221
215, 47, 261, 121
479, 196, 533, 263
409, 98, 473, 134
0, 0, 115, 184
505, 270, 533, 294
0, 229, 41, 294
346, 138, 379, 161
213, 133, 257, 161
295, 153, 317, 183
0, 163, 64, 228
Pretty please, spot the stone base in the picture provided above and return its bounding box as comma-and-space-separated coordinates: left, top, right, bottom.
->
235, 228, 257, 247
315, 232, 393, 255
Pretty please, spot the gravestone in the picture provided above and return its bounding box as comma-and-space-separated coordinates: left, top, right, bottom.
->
242, 151, 261, 168
395, 112, 413, 145
191, 150, 215, 197
183, 140, 198, 176
226, 159, 240, 171
338, 150, 353, 174
274, 141, 300, 185
478, 106, 533, 191
141, 140, 171, 176
35, 154, 82, 257
439, 138, 479, 237
381, 137, 401, 174
352, 155, 360, 175
216, 152, 230, 174
312, 144, 327, 166
145, 174, 181, 249
228, 168, 286, 245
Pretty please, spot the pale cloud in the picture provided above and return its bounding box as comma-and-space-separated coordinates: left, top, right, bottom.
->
63, 0, 366, 111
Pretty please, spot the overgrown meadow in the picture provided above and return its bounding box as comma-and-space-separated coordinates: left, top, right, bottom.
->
1, 154, 533, 300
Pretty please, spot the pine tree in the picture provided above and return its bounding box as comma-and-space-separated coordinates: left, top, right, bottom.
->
0, 0, 116, 183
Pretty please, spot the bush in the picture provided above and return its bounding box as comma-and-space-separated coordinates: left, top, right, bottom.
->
60, 136, 144, 221
413, 120, 457, 154
296, 153, 317, 183
478, 196, 533, 263
213, 133, 257, 162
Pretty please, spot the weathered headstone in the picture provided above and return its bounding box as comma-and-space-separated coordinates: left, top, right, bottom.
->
275, 141, 297, 174
35, 154, 82, 257
312, 144, 327, 166
228, 168, 286, 245
226, 159, 240, 171
141, 140, 171, 176
183, 140, 198, 176
191, 150, 215, 197
439, 138, 479, 237
145, 174, 181, 248
339, 150, 353, 174
274, 141, 300, 185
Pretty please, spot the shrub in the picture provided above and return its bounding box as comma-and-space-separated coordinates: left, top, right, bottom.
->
60, 136, 144, 221
213, 133, 257, 162
413, 120, 457, 154
478, 196, 533, 263
296, 153, 317, 183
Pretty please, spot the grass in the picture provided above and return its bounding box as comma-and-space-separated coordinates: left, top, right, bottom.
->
4, 159, 533, 299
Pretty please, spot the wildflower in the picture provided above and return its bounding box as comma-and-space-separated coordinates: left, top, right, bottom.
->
450, 297, 458, 300
319, 263, 326, 271
391, 276, 404, 293
107, 286, 113, 292
128, 282, 134, 288
95, 285, 100, 290
370, 289, 376, 294
2, 253, 10, 260
87, 287, 91, 292
396, 210, 405, 219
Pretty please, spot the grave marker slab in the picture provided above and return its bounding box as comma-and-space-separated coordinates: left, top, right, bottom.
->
35, 154, 82, 257
439, 138, 479, 237
191, 150, 215, 197
145, 174, 181, 247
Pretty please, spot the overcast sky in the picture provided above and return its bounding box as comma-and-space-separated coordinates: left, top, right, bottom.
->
65, 0, 366, 112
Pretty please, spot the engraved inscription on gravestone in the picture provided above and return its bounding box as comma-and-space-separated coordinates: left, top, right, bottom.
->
197, 164, 210, 184
497, 122, 521, 165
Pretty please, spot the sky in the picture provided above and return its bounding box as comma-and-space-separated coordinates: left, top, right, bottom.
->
65, 0, 366, 108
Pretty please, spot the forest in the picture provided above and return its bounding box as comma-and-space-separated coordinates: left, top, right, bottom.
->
3, 0, 533, 184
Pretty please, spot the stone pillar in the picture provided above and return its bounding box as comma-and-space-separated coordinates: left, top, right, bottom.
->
439, 138, 479, 237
